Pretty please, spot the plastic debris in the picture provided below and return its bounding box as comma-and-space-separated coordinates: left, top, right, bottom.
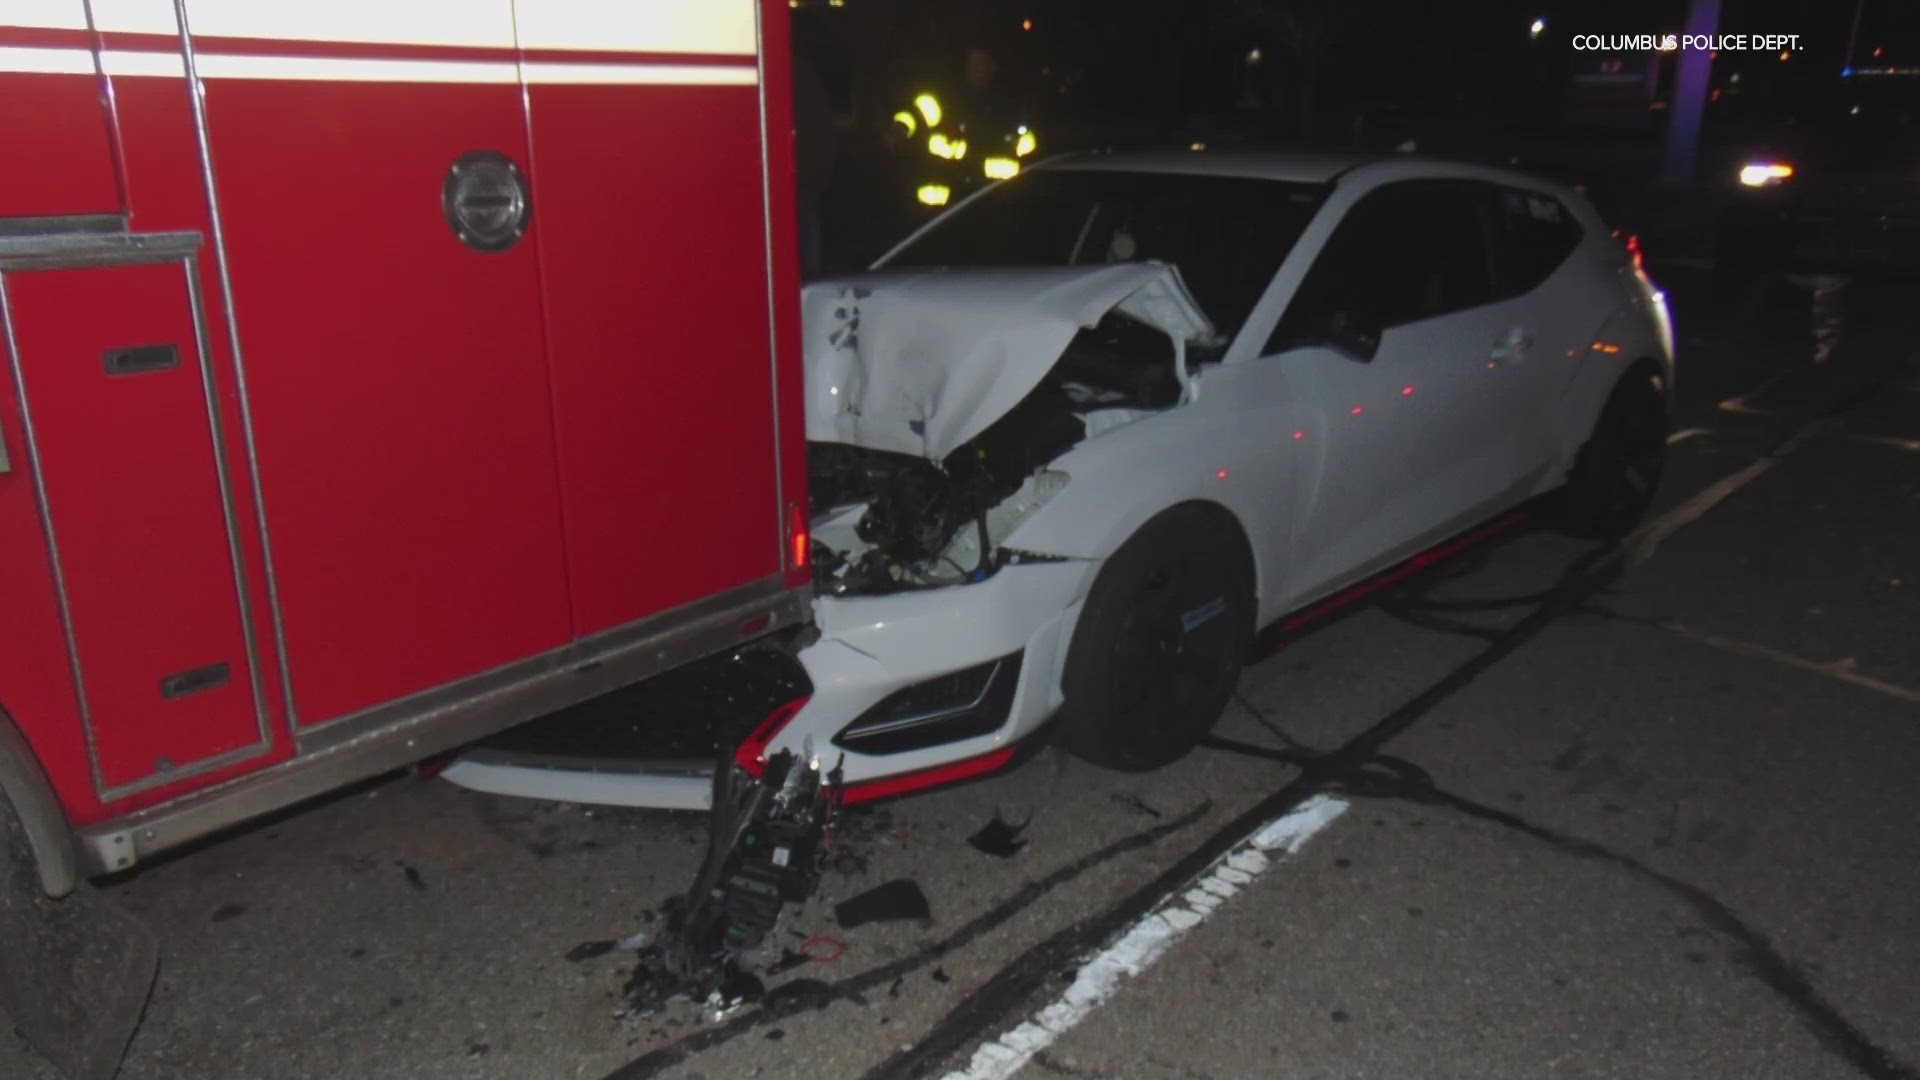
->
967, 812, 1031, 858
835, 879, 932, 929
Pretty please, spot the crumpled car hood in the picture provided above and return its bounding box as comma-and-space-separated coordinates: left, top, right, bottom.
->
803, 262, 1216, 461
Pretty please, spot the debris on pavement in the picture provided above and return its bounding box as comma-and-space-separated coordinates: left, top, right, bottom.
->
967, 811, 1032, 858
835, 879, 932, 929
565, 940, 617, 962
621, 750, 842, 1015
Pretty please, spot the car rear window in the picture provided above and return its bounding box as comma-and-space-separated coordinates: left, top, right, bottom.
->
881, 169, 1329, 336
1492, 186, 1584, 298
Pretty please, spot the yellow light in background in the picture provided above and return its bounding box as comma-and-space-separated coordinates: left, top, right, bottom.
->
928, 133, 955, 159
917, 184, 951, 206
892, 110, 917, 137
1015, 129, 1037, 156
983, 156, 1020, 180
1022, 18, 1033, 31
914, 93, 942, 127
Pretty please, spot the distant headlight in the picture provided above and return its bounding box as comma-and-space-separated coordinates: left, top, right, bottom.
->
916, 183, 951, 207
1738, 161, 1794, 187
983, 156, 1020, 180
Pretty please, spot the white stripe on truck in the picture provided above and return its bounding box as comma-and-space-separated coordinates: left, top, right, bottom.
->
1, 45, 758, 85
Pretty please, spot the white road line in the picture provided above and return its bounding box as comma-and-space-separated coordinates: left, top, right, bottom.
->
1656, 621, 1920, 706
1627, 417, 1830, 569
1667, 427, 1714, 446
940, 795, 1350, 1080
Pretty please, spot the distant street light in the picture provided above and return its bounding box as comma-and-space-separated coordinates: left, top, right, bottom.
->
1022, 18, 1033, 31
1529, 18, 1546, 39
1247, 47, 1263, 64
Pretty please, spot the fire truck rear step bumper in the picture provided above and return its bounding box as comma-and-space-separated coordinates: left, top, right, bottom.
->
70, 575, 809, 876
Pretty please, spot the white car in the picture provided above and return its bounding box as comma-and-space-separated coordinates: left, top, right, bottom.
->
444, 150, 1674, 807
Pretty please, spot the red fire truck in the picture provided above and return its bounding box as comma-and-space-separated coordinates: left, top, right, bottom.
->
0, 2, 810, 1073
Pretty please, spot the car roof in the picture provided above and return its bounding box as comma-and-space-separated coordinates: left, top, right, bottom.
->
1039, 148, 1580, 200
1040, 148, 1380, 184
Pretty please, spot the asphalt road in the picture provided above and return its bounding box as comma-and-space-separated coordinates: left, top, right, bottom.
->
7, 263, 1916, 1080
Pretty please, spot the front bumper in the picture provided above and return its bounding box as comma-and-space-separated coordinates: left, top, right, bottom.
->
776, 559, 1098, 785
440, 559, 1098, 809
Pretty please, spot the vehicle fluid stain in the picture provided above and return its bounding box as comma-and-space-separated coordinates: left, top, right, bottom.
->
209, 903, 245, 923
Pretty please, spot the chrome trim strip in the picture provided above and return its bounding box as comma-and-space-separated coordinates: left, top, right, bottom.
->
0, 214, 127, 239
294, 573, 796, 752
0, 274, 105, 797
173, 0, 300, 729
97, 740, 266, 804
0, 229, 198, 270
181, 254, 275, 757
753, 0, 787, 568
74, 576, 808, 873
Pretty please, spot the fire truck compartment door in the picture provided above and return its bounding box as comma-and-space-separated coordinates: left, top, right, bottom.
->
515, 0, 782, 636
0, 262, 270, 798
189, 4, 574, 726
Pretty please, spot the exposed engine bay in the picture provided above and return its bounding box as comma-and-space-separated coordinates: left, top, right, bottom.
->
809, 308, 1211, 595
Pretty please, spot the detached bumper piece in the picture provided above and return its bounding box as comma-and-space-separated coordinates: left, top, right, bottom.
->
650, 750, 839, 990
832, 651, 1023, 756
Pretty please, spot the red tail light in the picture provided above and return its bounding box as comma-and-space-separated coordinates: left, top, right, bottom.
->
1613, 229, 1644, 273
786, 501, 810, 586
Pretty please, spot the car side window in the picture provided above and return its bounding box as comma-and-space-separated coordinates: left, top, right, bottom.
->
1267, 180, 1495, 352
1490, 186, 1583, 299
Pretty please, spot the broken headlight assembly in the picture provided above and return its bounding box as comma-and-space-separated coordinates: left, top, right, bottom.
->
813, 469, 1071, 595
925, 468, 1071, 583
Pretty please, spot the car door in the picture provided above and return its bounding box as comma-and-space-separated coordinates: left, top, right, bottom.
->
1264, 179, 1529, 598
1486, 183, 1602, 475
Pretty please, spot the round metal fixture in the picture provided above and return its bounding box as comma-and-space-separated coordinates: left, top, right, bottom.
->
442, 150, 529, 253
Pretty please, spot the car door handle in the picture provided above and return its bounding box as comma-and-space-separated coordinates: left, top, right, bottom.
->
1489, 329, 1533, 364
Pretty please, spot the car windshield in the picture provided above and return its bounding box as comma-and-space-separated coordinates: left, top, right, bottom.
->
880, 169, 1329, 337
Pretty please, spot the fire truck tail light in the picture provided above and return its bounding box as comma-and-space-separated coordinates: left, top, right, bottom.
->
788, 501, 810, 579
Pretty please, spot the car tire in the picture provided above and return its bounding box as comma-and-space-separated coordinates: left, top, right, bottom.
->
1555, 366, 1668, 541
1056, 507, 1254, 772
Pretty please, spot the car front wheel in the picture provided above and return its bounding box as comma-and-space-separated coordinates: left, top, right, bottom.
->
1056, 507, 1254, 771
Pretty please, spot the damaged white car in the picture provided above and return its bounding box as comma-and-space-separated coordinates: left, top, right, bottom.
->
445, 150, 1674, 806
